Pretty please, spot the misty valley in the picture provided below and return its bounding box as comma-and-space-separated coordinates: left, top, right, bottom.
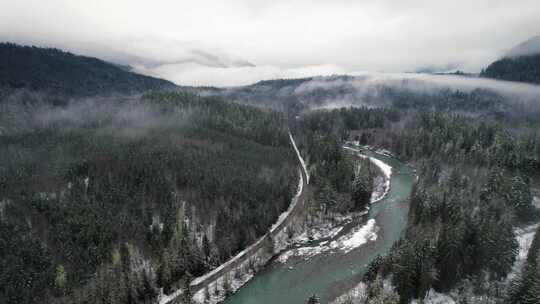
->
2, 5, 540, 304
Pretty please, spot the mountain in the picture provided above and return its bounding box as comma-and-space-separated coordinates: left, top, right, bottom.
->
481, 36, 540, 84
506, 36, 540, 58
0, 42, 177, 96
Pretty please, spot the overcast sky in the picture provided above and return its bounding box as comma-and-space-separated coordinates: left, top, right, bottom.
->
1, 0, 539, 86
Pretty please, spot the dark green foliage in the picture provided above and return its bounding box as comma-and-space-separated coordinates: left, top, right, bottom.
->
363, 255, 384, 283
364, 112, 540, 175
387, 87, 507, 113
297, 105, 539, 302
193, 75, 521, 121
182, 272, 193, 304
317, 181, 339, 213
351, 159, 374, 211
0, 92, 296, 303
370, 164, 520, 303
0, 222, 53, 304
0, 43, 176, 96
482, 54, 540, 84
293, 109, 382, 213
384, 238, 438, 304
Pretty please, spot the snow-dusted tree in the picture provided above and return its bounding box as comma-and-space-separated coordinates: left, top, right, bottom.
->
351, 158, 373, 211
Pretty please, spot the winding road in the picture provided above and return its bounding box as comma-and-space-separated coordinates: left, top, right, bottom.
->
159, 132, 309, 304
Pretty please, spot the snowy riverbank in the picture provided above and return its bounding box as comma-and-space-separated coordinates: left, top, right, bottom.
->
343, 145, 392, 204
165, 143, 394, 304
507, 222, 540, 282
275, 147, 394, 264
278, 219, 380, 264
333, 196, 540, 304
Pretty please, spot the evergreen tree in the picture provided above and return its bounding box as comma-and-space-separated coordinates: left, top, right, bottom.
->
351, 159, 373, 210
202, 234, 211, 261
158, 252, 173, 294
508, 174, 533, 220
318, 181, 339, 213
182, 272, 193, 304
139, 270, 157, 303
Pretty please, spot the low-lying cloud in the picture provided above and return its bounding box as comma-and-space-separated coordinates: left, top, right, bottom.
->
274, 72, 540, 111
135, 63, 346, 87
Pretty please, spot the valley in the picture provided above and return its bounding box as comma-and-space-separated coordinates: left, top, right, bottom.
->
224, 146, 414, 304
1, 12, 540, 303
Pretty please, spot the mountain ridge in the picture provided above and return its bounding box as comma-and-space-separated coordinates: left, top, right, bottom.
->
481, 36, 540, 84
0, 42, 178, 96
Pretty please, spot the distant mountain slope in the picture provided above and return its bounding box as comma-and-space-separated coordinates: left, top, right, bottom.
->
506, 36, 540, 58
481, 53, 540, 84
0, 43, 177, 96
481, 36, 540, 84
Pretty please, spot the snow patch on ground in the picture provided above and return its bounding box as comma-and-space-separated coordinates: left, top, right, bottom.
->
331, 279, 397, 304
291, 223, 345, 245
277, 246, 326, 264
343, 145, 392, 204
192, 270, 255, 304
370, 176, 387, 203
516, 225, 538, 260
533, 196, 540, 209
276, 146, 392, 265
277, 219, 379, 263
331, 281, 368, 304
368, 157, 392, 180
411, 289, 456, 304
506, 223, 539, 281
329, 219, 379, 253
334, 281, 455, 304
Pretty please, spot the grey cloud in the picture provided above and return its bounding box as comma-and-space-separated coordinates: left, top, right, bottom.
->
291, 72, 540, 111
0, 0, 539, 86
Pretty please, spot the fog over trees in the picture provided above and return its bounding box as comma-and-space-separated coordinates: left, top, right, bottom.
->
1, 7, 540, 302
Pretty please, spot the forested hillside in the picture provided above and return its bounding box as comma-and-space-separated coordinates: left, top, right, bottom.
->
0, 91, 297, 303
0, 43, 177, 96
481, 54, 540, 84
193, 74, 540, 126
298, 105, 540, 303
194, 74, 540, 303
185, 73, 540, 303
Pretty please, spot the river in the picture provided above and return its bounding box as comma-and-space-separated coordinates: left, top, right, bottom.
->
223, 146, 415, 304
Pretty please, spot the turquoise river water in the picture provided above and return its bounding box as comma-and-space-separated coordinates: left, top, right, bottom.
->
225, 146, 415, 304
